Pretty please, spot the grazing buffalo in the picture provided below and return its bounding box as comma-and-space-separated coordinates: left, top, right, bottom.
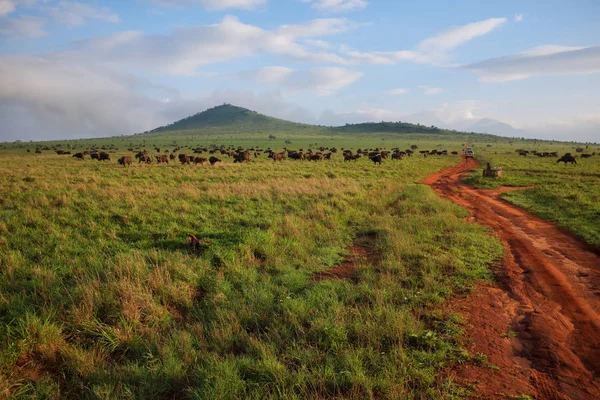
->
179, 155, 191, 165
233, 151, 251, 163
90, 152, 99, 160
156, 154, 169, 164
194, 157, 208, 165
269, 152, 286, 161
581, 154, 592, 159
138, 154, 152, 164
98, 152, 110, 161
557, 153, 577, 165
391, 153, 403, 160
169, 154, 176, 160
370, 154, 382, 165
118, 156, 133, 167
209, 156, 221, 165
72, 152, 85, 160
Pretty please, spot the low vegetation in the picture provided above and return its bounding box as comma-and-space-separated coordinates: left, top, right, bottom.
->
0, 139, 505, 399
465, 145, 600, 247
1, 105, 597, 398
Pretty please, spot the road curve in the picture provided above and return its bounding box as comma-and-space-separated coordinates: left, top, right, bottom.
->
423, 157, 600, 400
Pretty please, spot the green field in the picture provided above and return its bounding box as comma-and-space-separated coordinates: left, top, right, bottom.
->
0, 105, 597, 398
465, 144, 600, 247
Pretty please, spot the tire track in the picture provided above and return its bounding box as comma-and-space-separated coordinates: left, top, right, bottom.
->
424, 157, 600, 399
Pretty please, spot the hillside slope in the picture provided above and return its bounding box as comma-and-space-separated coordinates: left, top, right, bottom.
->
150, 104, 312, 134
144, 104, 518, 143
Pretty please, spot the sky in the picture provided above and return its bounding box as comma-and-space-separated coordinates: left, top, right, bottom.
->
0, 0, 599, 142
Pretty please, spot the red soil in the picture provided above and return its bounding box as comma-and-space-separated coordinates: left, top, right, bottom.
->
423, 157, 600, 399
313, 237, 380, 282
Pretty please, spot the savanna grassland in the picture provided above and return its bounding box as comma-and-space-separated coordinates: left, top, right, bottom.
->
0, 132, 507, 399
465, 142, 600, 247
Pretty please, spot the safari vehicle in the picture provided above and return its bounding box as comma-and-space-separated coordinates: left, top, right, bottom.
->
465, 147, 474, 158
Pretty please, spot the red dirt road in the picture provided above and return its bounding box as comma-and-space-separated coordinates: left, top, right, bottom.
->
423, 157, 600, 399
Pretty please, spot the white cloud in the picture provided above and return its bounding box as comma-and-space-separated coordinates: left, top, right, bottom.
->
0, 55, 165, 140
304, 38, 333, 49
521, 114, 600, 142
419, 85, 443, 95
387, 88, 408, 95
340, 45, 430, 64
0, 0, 38, 16
340, 17, 507, 66
0, 15, 46, 37
419, 18, 507, 53
0, 54, 323, 140
0, 0, 16, 16
0, 1, 119, 38
57, 16, 354, 75
301, 0, 368, 13
43, 1, 120, 26
239, 66, 363, 96
147, 0, 265, 10
520, 44, 585, 57
514, 14, 523, 22
464, 45, 600, 82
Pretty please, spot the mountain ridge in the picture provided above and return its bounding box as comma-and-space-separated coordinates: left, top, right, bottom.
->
146, 103, 524, 139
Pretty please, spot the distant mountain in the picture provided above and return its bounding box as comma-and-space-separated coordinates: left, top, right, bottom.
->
150, 104, 310, 133
402, 110, 525, 138
331, 121, 444, 134
146, 104, 520, 140
453, 118, 526, 137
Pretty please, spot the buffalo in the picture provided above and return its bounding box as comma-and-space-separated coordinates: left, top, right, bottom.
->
269, 152, 286, 161
209, 156, 221, 165
370, 154, 382, 165
233, 151, 251, 163
98, 152, 110, 161
138, 154, 152, 164
156, 155, 169, 164
118, 156, 133, 167
72, 152, 85, 160
557, 153, 577, 165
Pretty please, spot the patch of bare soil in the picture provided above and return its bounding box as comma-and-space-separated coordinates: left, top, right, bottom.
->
424, 157, 600, 399
312, 234, 380, 282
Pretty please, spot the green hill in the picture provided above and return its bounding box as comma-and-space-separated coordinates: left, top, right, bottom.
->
150, 104, 312, 134
144, 104, 506, 143
332, 121, 442, 134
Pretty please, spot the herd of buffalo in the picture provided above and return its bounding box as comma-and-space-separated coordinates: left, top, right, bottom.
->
34, 145, 465, 167
515, 149, 597, 165
23, 143, 594, 167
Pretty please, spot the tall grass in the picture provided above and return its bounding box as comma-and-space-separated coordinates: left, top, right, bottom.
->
0, 140, 505, 399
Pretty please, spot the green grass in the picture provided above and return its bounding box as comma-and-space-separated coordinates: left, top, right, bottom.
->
0, 137, 505, 399
464, 143, 600, 247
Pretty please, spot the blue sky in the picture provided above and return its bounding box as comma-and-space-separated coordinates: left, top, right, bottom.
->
0, 0, 599, 141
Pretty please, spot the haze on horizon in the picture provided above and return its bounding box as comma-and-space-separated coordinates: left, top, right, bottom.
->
0, 0, 599, 142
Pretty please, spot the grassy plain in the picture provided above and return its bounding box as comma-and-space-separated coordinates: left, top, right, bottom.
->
0, 133, 507, 399
465, 142, 600, 247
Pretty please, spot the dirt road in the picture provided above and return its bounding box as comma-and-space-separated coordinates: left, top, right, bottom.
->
423, 157, 600, 399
